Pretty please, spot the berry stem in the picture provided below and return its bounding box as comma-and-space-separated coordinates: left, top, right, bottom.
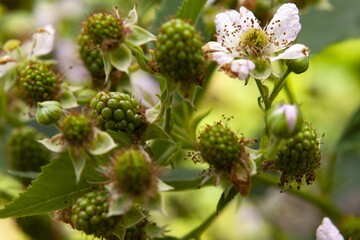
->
268, 67, 292, 103
254, 173, 343, 221
283, 82, 297, 104
255, 79, 271, 110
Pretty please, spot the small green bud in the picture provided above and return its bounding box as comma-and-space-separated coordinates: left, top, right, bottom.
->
286, 56, 309, 74
36, 101, 63, 125
267, 103, 303, 139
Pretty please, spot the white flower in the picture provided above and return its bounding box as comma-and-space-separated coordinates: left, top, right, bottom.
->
316, 217, 344, 240
0, 25, 55, 78
203, 3, 309, 81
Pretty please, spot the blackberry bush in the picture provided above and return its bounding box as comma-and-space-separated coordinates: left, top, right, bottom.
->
155, 18, 205, 85
71, 190, 119, 238
89, 91, 145, 134
17, 60, 61, 106
275, 124, 321, 189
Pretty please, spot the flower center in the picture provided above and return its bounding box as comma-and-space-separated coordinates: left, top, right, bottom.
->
239, 28, 269, 57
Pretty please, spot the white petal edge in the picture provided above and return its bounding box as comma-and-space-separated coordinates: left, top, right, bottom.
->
203, 41, 234, 65
214, 10, 243, 50
316, 217, 344, 240
124, 6, 138, 26
238, 6, 261, 31
270, 44, 309, 61
230, 59, 255, 80
266, 3, 301, 53
29, 25, 55, 58
0, 56, 17, 78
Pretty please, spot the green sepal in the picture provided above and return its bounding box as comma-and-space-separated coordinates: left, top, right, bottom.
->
88, 128, 117, 155
38, 134, 66, 153
112, 226, 126, 240
110, 43, 132, 73
126, 26, 156, 46
108, 195, 132, 216
101, 50, 112, 83
68, 149, 87, 183
145, 193, 166, 215
216, 186, 238, 214
106, 130, 133, 147
59, 87, 78, 109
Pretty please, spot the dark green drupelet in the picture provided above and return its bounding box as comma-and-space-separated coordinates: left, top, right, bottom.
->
71, 190, 119, 238
89, 91, 143, 133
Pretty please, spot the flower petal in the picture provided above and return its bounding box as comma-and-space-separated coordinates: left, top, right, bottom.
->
0, 56, 17, 78
270, 44, 309, 61
266, 3, 301, 53
214, 10, 243, 51
316, 217, 344, 240
29, 25, 55, 58
203, 41, 234, 65
238, 6, 261, 32
230, 59, 255, 80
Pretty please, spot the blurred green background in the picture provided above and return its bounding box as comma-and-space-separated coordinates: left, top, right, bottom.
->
0, 0, 359, 239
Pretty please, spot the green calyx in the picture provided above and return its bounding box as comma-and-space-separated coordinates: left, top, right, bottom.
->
84, 12, 123, 50
155, 18, 205, 85
89, 91, 144, 134
275, 124, 321, 189
17, 60, 61, 106
111, 149, 155, 197
71, 190, 120, 238
61, 114, 93, 147
198, 122, 241, 170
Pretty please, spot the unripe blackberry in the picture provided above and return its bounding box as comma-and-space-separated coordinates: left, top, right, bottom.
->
109, 148, 157, 198
83, 12, 123, 50
155, 19, 205, 85
198, 122, 241, 170
77, 31, 104, 77
89, 91, 144, 134
71, 190, 119, 238
61, 114, 93, 148
17, 60, 61, 106
6, 126, 51, 185
275, 124, 321, 189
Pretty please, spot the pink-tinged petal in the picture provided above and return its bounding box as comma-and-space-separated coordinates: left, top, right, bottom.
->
316, 217, 344, 240
203, 41, 234, 65
0, 56, 17, 78
29, 25, 55, 58
266, 3, 301, 52
230, 59, 255, 80
270, 44, 309, 61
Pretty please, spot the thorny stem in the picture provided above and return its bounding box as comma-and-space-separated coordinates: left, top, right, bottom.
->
269, 68, 292, 103
254, 173, 343, 221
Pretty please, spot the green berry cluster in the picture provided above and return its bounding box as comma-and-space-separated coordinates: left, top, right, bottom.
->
155, 19, 205, 84
17, 61, 60, 105
111, 149, 155, 197
6, 126, 50, 184
90, 91, 144, 134
71, 190, 119, 238
275, 124, 321, 189
77, 32, 104, 77
83, 12, 122, 49
198, 122, 241, 170
61, 114, 93, 147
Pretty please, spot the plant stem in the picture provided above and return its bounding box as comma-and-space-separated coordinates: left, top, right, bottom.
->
269, 68, 291, 103
254, 173, 343, 221
181, 212, 218, 240
255, 79, 271, 110
283, 82, 296, 104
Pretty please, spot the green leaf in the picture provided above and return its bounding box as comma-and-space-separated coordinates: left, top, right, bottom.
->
59, 88, 78, 109
101, 50, 112, 83
113, 226, 126, 240
106, 130, 132, 147
126, 26, 156, 46
119, 207, 146, 228
176, 0, 207, 24
190, 108, 211, 137
142, 123, 171, 141
0, 154, 103, 218
150, 0, 183, 33
160, 167, 211, 191
0, 171, 23, 203
110, 44, 132, 73
337, 104, 360, 151
38, 134, 66, 153
89, 129, 117, 155
147, 139, 182, 165
216, 187, 238, 214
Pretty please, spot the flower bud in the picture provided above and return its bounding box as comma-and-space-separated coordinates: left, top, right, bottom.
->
267, 104, 303, 139
285, 56, 309, 74
36, 101, 62, 125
